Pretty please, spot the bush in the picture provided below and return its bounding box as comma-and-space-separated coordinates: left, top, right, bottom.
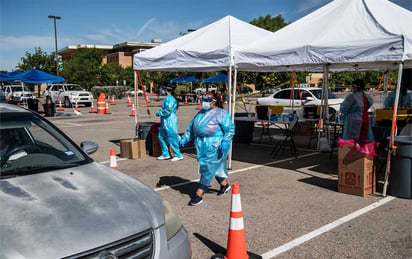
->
91, 86, 128, 99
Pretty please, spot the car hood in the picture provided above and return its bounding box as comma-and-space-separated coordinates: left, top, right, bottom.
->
0, 162, 164, 258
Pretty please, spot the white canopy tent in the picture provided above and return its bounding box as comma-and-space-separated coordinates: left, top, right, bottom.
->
235, 0, 412, 72
234, 0, 412, 195
133, 15, 273, 167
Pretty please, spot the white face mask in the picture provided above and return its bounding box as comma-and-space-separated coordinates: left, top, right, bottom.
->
201, 101, 211, 110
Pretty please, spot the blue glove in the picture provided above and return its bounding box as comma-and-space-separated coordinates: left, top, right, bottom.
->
155, 110, 161, 116
221, 141, 230, 155
179, 138, 186, 147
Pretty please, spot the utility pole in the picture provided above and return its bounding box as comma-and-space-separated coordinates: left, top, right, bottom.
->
48, 15, 61, 75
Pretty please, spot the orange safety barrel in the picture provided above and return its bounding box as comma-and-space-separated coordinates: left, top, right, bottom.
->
97, 92, 106, 114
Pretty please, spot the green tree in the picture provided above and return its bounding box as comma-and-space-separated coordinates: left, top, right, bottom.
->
250, 14, 289, 32
16, 47, 56, 73
99, 63, 123, 86
60, 48, 104, 90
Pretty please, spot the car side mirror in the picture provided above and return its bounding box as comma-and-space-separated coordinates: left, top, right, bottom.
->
305, 97, 315, 101
80, 141, 99, 155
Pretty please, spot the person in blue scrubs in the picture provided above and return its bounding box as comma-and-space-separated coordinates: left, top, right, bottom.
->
340, 79, 374, 142
179, 91, 235, 206
155, 86, 183, 161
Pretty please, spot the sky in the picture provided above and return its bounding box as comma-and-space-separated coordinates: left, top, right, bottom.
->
1, 0, 411, 72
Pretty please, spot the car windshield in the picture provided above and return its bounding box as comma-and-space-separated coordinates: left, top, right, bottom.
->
66, 84, 83, 91
1, 114, 90, 176
309, 89, 338, 99
11, 86, 31, 92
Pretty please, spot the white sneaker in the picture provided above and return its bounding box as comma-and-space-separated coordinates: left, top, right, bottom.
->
157, 155, 171, 160
170, 156, 183, 162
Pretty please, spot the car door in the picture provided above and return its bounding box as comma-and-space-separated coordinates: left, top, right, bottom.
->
50, 85, 62, 102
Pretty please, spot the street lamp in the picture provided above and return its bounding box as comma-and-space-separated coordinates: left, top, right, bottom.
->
48, 15, 61, 75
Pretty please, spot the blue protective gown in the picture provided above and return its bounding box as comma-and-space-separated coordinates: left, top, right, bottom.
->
156, 94, 182, 158
384, 91, 412, 108
340, 91, 375, 141
180, 108, 235, 186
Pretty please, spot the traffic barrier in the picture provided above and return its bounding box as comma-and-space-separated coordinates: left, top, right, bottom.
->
130, 103, 136, 116
58, 100, 63, 111
111, 96, 116, 105
225, 183, 248, 259
109, 149, 118, 170
97, 92, 106, 114
127, 95, 132, 107
90, 101, 95, 113
105, 101, 111, 114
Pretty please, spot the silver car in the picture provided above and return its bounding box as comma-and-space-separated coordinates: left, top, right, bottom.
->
0, 103, 191, 259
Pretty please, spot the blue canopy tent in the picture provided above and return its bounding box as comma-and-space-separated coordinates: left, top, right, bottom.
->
0, 71, 23, 81
18, 69, 65, 84
170, 75, 200, 83
202, 73, 228, 83
170, 75, 200, 93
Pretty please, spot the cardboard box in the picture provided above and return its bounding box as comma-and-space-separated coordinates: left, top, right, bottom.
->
338, 143, 376, 196
120, 139, 146, 159
151, 134, 174, 157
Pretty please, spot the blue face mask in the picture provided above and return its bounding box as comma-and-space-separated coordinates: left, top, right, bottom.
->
201, 101, 211, 110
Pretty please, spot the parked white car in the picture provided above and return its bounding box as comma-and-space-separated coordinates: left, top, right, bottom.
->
125, 88, 143, 96
256, 87, 344, 120
1, 85, 35, 104
44, 84, 93, 107
193, 85, 217, 94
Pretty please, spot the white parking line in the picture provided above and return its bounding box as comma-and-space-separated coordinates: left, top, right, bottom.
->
101, 150, 395, 258
261, 196, 396, 258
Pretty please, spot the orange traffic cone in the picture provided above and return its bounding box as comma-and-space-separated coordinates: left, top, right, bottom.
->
127, 95, 132, 107
105, 101, 111, 114
185, 95, 188, 105
75, 100, 79, 112
109, 149, 118, 170
111, 96, 116, 105
58, 100, 63, 111
90, 101, 95, 113
196, 98, 201, 110
130, 103, 136, 116
225, 183, 248, 259
145, 95, 149, 107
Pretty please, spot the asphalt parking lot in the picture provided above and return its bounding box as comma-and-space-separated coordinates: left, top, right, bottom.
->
46, 96, 411, 259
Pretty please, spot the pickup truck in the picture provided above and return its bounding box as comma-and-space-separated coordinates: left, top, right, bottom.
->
44, 84, 93, 107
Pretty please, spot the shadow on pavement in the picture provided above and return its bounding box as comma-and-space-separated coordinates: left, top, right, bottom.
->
156, 176, 198, 198
193, 232, 263, 259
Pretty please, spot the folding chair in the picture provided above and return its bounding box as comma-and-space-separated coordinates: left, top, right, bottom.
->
271, 117, 299, 158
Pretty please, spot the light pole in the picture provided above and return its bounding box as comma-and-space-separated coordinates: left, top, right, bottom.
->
48, 15, 61, 75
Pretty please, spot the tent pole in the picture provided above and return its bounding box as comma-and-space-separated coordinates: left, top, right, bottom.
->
134, 70, 139, 138
228, 67, 236, 170
382, 62, 403, 196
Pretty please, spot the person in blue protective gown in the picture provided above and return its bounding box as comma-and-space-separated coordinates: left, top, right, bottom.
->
384, 80, 412, 108
340, 79, 375, 142
179, 91, 235, 206
155, 86, 183, 161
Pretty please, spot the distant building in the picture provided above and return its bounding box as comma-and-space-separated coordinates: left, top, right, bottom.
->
58, 41, 160, 68
309, 73, 323, 87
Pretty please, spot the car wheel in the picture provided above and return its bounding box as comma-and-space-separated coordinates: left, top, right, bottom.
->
64, 97, 72, 108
